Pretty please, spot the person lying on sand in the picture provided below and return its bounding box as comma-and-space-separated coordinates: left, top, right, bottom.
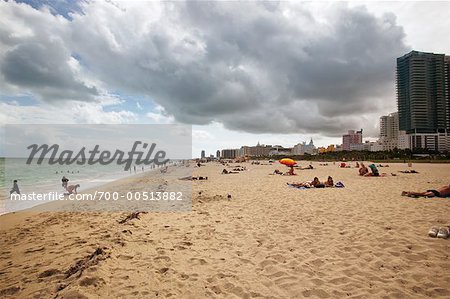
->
222, 169, 238, 174
66, 184, 80, 195
180, 176, 209, 180
290, 177, 319, 188
401, 185, 450, 198
324, 176, 334, 187
289, 177, 325, 188
399, 170, 419, 174
273, 169, 283, 175
311, 177, 322, 187
289, 181, 312, 188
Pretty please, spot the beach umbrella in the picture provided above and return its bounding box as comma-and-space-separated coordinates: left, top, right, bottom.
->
279, 158, 297, 166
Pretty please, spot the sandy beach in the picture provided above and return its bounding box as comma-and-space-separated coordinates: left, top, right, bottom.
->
0, 161, 449, 298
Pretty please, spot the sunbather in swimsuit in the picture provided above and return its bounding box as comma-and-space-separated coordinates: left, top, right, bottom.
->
401, 185, 450, 198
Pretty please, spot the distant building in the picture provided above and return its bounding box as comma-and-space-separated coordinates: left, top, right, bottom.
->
380, 112, 399, 140
269, 146, 293, 156
398, 131, 410, 150
397, 50, 450, 151
292, 139, 316, 155
370, 142, 384, 152
342, 129, 363, 151
201, 150, 206, 159
326, 144, 335, 152
216, 150, 220, 158
397, 50, 448, 134
349, 143, 365, 151
378, 112, 400, 151
239, 142, 274, 157
221, 149, 239, 159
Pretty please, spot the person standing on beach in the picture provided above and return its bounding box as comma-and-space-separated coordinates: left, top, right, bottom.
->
10, 180, 20, 195
61, 176, 69, 189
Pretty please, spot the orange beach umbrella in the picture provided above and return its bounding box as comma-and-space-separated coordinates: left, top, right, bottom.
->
279, 158, 297, 166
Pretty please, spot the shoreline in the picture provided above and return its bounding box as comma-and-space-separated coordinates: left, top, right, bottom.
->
0, 164, 174, 216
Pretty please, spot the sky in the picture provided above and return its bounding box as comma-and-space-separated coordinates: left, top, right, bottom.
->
0, 0, 449, 158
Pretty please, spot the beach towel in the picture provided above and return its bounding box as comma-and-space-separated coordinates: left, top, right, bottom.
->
287, 184, 308, 190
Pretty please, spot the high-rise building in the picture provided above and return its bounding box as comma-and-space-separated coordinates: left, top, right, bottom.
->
201, 150, 205, 159
239, 142, 274, 157
216, 150, 220, 158
221, 149, 239, 159
380, 112, 399, 139
342, 129, 362, 151
397, 50, 450, 151
378, 112, 399, 151
397, 51, 448, 133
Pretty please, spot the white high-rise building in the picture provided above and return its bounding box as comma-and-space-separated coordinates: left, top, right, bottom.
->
378, 112, 400, 151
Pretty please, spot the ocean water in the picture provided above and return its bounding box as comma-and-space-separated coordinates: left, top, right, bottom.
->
0, 158, 161, 214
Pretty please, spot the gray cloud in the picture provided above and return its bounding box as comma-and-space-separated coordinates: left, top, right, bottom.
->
1, 42, 98, 101
0, 1, 410, 137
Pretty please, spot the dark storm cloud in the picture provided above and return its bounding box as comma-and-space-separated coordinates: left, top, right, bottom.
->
0, 1, 98, 101
1, 42, 98, 101
0, 1, 409, 136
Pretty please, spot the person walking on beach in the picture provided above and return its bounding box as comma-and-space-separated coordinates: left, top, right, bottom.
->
61, 176, 69, 189
10, 180, 20, 195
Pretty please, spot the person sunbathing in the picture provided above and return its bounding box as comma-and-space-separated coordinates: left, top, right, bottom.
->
289, 182, 311, 188
324, 176, 334, 187
222, 169, 238, 174
312, 177, 326, 188
289, 177, 316, 188
359, 163, 369, 176
399, 170, 419, 174
401, 185, 450, 198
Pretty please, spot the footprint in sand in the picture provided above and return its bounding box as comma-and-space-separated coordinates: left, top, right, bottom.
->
189, 257, 207, 265
79, 276, 105, 287
156, 267, 170, 274
179, 273, 189, 280
118, 255, 134, 260
154, 256, 171, 263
